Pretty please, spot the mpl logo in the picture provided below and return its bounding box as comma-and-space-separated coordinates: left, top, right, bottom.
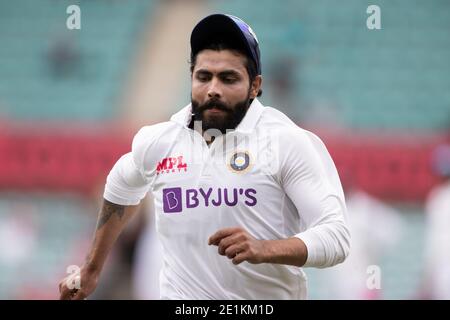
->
156, 156, 187, 175
162, 187, 257, 213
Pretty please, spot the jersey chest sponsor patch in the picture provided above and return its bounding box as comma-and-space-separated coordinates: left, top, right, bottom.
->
162, 187, 257, 213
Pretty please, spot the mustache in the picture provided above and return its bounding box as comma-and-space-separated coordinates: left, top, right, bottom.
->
196, 99, 231, 113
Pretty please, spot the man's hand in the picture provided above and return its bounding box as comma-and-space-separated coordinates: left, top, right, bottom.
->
208, 227, 268, 265
209, 227, 308, 267
58, 265, 99, 300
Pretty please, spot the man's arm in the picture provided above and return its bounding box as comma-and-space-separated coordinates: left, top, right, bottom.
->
86, 199, 141, 273
58, 126, 162, 299
280, 129, 350, 268
208, 227, 308, 267
59, 199, 141, 300
209, 129, 350, 269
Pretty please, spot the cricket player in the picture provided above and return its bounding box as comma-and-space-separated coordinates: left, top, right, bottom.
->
59, 14, 350, 300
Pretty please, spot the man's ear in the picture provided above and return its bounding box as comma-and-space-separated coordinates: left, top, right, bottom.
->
250, 75, 262, 99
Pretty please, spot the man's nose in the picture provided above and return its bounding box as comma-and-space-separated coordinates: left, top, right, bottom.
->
207, 78, 222, 99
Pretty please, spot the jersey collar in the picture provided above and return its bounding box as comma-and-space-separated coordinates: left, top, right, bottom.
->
170, 98, 265, 134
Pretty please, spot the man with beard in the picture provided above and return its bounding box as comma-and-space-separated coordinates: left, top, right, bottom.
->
59, 14, 350, 300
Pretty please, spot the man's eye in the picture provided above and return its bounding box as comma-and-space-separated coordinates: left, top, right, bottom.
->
197, 75, 209, 82
223, 77, 236, 83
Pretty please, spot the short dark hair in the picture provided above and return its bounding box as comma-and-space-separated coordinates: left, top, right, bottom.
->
190, 42, 262, 97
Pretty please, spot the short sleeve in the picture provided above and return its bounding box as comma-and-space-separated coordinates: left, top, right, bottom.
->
103, 124, 169, 206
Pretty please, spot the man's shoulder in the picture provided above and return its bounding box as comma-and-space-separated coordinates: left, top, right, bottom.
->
257, 105, 333, 164
133, 104, 190, 143
133, 121, 178, 142
129, 120, 186, 170
259, 105, 296, 126
258, 106, 316, 141
131, 120, 183, 157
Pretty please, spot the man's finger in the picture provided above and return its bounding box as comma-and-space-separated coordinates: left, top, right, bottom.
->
59, 285, 74, 300
208, 227, 242, 245
224, 243, 245, 259
71, 289, 86, 300
232, 251, 249, 265
218, 233, 245, 255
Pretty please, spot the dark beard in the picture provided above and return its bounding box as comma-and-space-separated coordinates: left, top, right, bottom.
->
189, 94, 251, 134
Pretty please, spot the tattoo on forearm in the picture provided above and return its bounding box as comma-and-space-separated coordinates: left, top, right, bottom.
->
96, 200, 125, 230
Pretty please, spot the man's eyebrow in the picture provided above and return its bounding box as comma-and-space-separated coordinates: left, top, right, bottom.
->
195, 69, 212, 75
218, 70, 241, 77
195, 69, 242, 77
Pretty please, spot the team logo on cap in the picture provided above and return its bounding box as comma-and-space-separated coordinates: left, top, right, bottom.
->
228, 151, 252, 173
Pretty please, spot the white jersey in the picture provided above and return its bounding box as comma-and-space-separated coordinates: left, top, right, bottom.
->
104, 98, 350, 299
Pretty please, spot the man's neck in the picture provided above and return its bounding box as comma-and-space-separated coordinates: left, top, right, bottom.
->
205, 135, 217, 146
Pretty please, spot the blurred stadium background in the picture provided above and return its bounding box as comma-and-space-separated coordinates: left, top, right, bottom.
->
0, 0, 449, 299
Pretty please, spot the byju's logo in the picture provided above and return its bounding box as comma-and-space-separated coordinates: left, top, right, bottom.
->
162, 188, 183, 213
162, 187, 257, 213
157, 156, 187, 175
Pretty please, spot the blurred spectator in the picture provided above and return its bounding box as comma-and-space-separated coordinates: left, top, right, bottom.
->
316, 173, 403, 299
422, 143, 450, 299
47, 35, 80, 78
269, 55, 296, 114
0, 204, 37, 268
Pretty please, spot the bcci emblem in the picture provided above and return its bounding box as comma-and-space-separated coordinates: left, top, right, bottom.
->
228, 151, 252, 173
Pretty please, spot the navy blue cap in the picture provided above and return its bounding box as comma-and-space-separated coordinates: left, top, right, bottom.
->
190, 14, 261, 75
